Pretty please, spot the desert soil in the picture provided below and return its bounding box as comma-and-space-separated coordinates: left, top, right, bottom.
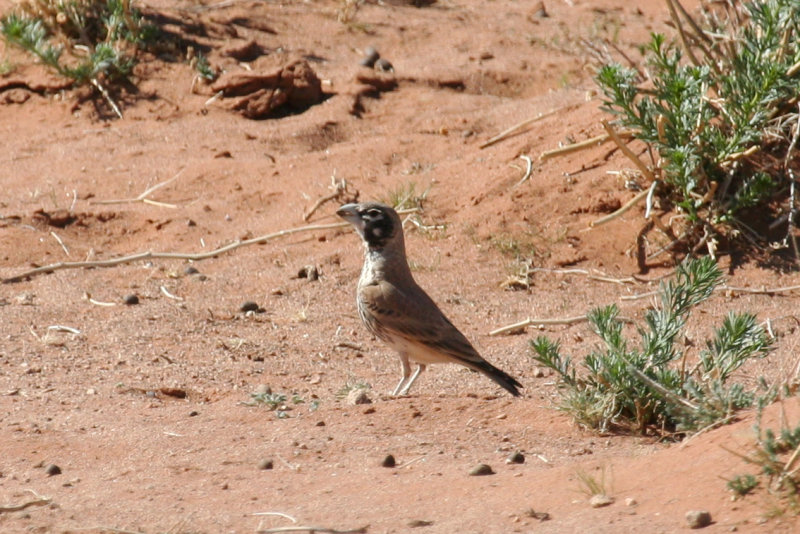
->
2, 0, 800, 533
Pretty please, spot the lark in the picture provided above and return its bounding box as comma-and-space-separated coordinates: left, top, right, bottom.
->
337, 202, 522, 397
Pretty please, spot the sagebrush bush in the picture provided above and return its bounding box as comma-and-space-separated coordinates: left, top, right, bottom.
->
595, 0, 800, 254
531, 257, 772, 435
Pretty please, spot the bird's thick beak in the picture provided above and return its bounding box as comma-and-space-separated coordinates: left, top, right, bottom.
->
336, 203, 360, 224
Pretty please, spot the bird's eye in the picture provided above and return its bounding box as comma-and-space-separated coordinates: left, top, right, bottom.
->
366, 209, 383, 218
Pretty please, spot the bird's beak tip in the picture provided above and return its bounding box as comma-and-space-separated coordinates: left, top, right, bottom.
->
336, 204, 358, 218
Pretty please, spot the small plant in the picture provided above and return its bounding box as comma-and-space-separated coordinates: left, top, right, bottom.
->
194, 51, 217, 82
726, 474, 759, 498
336, 379, 371, 400
531, 257, 772, 435
726, 405, 800, 512
575, 466, 612, 497
594, 0, 800, 255
0, 0, 158, 110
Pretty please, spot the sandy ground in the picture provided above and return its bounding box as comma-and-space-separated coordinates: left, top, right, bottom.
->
2, 0, 800, 532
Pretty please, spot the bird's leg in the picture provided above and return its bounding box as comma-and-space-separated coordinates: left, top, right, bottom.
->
392, 354, 412, 396
399, 363, 426, 395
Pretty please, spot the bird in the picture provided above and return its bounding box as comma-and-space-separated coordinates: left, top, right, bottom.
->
336, 201, 522, 397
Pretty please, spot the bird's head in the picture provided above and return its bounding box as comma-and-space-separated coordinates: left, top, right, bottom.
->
336, 202, 403, 250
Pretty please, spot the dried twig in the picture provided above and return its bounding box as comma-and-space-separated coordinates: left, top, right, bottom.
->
539, 130, 633, 161
303, 173, 359, 222
91, 77, 123, 119
0, 490, 51, 513
480, 107, 570, 149
50, 231, 70, 256
4, 221, 350, 284
514, 155, 533, 187
489, 316, 589, 336
91, 170, 184, 208
601, 120, 656, 182
257, 526, 368, 534
589, 188, 650, 228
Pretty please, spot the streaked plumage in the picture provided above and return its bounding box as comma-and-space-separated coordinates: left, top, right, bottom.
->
337, 202, 522, 397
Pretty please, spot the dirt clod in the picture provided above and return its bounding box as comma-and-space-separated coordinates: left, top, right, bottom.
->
258, 459, 274, 470
589, 494, 614, 508
122, 294, 139, 305
506, 451, 525, 464
381, 454, 396, 468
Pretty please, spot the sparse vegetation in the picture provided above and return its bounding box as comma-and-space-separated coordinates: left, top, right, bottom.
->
0, 0, 158, 101
726, 405, 800, 512
595, 0, 800, 256
248, 391, 307, 418
531, 257, 772, 435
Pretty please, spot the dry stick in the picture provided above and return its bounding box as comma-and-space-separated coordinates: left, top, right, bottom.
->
90, 77, 123, 119
601, 120, 656, 182
539, 131, 632, 161
479, 107, 567, 149
91, 169, 184, 208
784, 104, 800, 260
50, 231, 70, 256
514, 155, 533, 187
3, 221, 350, 284
665, 0, 702, 69
621, 283, 800, 301
257, 526, 368, 534
0, 491, 51, 513
589, 188, 649, 228
489, 316, 589, 336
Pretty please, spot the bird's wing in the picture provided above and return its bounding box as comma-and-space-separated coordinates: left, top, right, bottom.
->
359, 279, 484, 366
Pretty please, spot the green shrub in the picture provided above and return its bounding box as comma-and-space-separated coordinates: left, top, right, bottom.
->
531, 257, 772, 434
595, 0, 800, 252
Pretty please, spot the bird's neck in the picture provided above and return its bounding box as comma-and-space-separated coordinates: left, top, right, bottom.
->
362, 243, 413, 284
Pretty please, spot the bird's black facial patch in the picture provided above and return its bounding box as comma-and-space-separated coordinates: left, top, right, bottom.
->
360, 206, 394, 248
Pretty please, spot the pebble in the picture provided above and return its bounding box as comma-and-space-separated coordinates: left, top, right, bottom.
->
184, 266, 199, 275
589, 494, 614, 508
123, 294, 139, 305
45, 464, 62, 476
381, 454, 396, 468
258, 459, 274, 470
686, 510, 712, 529
360, 46, 380, 68
625, 497, 637, 506
240, 301, 261, 313
374, 58, 394, 72
469, 463, 494, 476
506, 451, 525, 464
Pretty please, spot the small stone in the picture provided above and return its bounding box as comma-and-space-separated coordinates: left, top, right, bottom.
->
532, 367, 546, 378
625, 497, 637, 506
123, 294, 139, 305
188, 411, 199, 417
184, 266, 199, 275
315, 421, 326, 427
589, 494, 614, 508
258, 459, 274, 470
506, 451, 525, 464
374, 58, 394, 72
45, 464, 61, 476
407, 519, 433, 528
296, 265, 320, 281
381, 454, 396, 468
240, 301, 261, 313
346, 389, 371, 405
686, 510, 712, 529
469, 463, 494, 476
360, 46, 380, 68
86, 388, 96, 395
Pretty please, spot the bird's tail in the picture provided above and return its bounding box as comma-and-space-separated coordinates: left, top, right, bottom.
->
474, 361, 522, 397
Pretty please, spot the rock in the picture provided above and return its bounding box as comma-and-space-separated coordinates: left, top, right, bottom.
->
360, 46, 380, 68
686, 510, 712, 529
346, 389, 371, 405
468, 463, 494, 476
258, 459, 274, 470
184, 266, 199, 275
240, 301, 261, 313
296, 265, 320, 281
625, 497, 637, 506
589, 494, 614, 508
374, 58, 394, 72
123, 294, 139, 305
381, 454, 396, 468
506, 451, 525, 464
45, 464, 62, 476
253, 384, 272, 396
